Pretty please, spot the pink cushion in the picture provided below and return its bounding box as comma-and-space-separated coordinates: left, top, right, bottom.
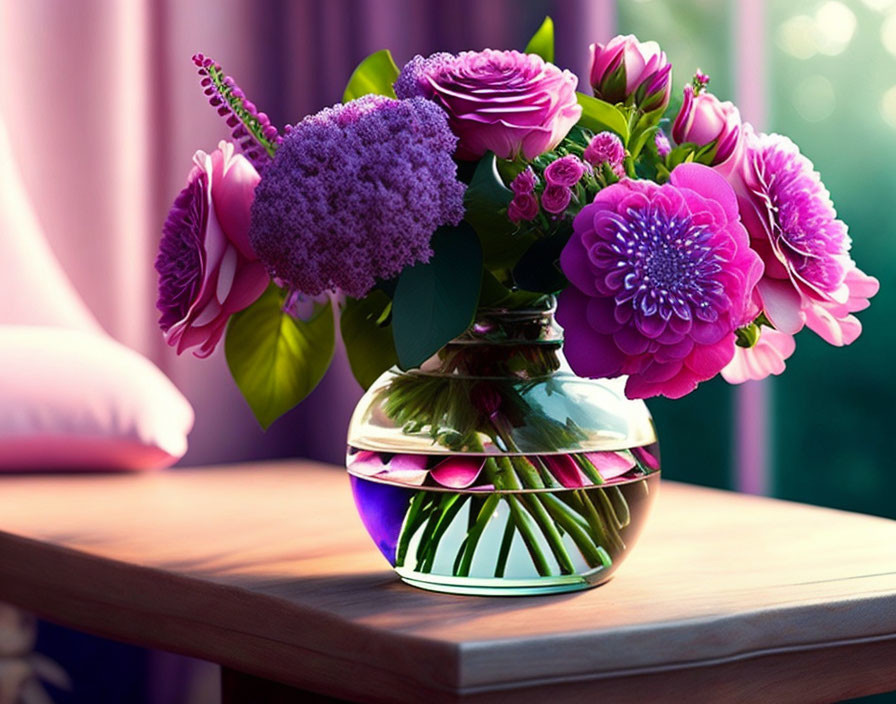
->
0, 117, 101, 332
0, 327, 194, 470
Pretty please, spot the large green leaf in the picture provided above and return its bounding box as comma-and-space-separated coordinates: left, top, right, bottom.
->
576, 92, 630, 143
392, 223, 483, 369
343, 50, 399, 102
524, 17, 554, 63
225, 285, 335, 429
464, 154, 535, 269
341, 291, 398, 389
512, 230, 572, 294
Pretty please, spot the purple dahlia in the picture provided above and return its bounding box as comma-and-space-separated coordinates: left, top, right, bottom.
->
248, 95, 465, 298
558, 163, 763, 399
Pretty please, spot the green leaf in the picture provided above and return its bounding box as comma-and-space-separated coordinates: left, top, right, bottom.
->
225, 285, 335, 429
341, 291, 398, 389
464, 153, 535, 269
576, 92, 630, 143
524, 17, 554, 63
512, 230, 571, 294
392, 223, 483, 369
342, 50, 399, 102
479, 269, 549, 310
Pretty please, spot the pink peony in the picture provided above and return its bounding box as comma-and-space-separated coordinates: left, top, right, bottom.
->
156, 141, 269, 357
672, 86, 743, 177
395, 49, 582, 161
731, 129, 878, 349
557, 163, 763, 399
589, 35, 672, 113
721, 328, 796, 383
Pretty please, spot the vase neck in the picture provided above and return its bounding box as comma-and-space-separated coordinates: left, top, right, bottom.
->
418, 299, 565, 378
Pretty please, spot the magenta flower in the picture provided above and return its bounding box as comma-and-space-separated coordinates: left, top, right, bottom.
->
672, 86, 743, 176
589, 35, 672, 113
508, 193, 540, 223
541, 184, 572, 214
510, 167, 538, 194
584, 131, 626, 177
732, 129, 879, 347
654, 130, 671, 158
557, 163, 763, 399
395, 49, 582, 161
249, 96, 465, 298
544, 155, 586, 187
156, 142, 269, 358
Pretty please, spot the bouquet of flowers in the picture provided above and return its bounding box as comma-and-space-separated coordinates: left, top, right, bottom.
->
156, 19, 878, 592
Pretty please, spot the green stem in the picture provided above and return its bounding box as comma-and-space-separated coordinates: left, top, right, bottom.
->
418, 493, 469, 573
494, 518, 515, 578
502, 457, 576, 574
609, 486, 631, 528
415, 494, 458, 569
576, 489, 623, 555
540, 493, 608, 568
456, 494, 502, 577
395, 492, 433, 567
506, 496, 552, 576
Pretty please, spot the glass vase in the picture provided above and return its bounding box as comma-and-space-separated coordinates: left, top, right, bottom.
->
346, 301, 660, 596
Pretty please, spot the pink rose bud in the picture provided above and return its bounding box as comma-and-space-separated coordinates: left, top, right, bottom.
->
510, 166, 538, 195
589, 35, 672, 113
655, 130, 671, 158
672, 85, 743, 174
540, 184, 572, 214
544, 155, 586, 188
508, 192, 539, 222
584, 131, 625, 177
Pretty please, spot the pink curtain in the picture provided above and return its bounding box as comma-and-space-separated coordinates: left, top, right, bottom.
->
0, 0, 615, 467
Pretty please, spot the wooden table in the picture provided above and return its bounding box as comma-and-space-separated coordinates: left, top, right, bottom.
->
0, 462, 894, 703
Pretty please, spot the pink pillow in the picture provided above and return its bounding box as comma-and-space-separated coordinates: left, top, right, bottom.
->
0, 326, 194, 470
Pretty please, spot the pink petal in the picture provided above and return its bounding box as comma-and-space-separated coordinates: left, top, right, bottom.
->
633, 445, 660, 470
430, 456, 486, 489
585, 451, 635, 480
376, 468, 428, 486
389, 454, 429, 471
542, 454, 590, 488
348, 450, 385, 476
757, 278, 804, 334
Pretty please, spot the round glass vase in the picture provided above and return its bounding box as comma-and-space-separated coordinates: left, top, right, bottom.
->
346, 302, 660, 596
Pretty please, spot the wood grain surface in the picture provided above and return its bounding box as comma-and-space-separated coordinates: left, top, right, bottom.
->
0, 461, 894, 703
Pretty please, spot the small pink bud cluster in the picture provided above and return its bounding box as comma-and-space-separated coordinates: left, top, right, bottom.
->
508, 167, 539, 223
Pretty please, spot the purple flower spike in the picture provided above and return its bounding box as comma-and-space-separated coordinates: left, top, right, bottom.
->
191, 53, 280, 171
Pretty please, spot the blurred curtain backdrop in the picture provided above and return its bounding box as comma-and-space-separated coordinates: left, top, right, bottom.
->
0, 0, 614, 469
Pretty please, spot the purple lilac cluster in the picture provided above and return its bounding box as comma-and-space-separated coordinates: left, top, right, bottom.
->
393, 52, 455, 99
248, 95, 465, 298
193, 54, 281, 171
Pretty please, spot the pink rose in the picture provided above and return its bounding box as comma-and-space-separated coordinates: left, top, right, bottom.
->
672, 86, 743, 176
156, 141, 269, 358
395, 50, 582, 161
589, 35, 672, 113
508, 193, 539, 223
510, 167, 538, 195
540, 184, 572, 214
544, 155, 586, 187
